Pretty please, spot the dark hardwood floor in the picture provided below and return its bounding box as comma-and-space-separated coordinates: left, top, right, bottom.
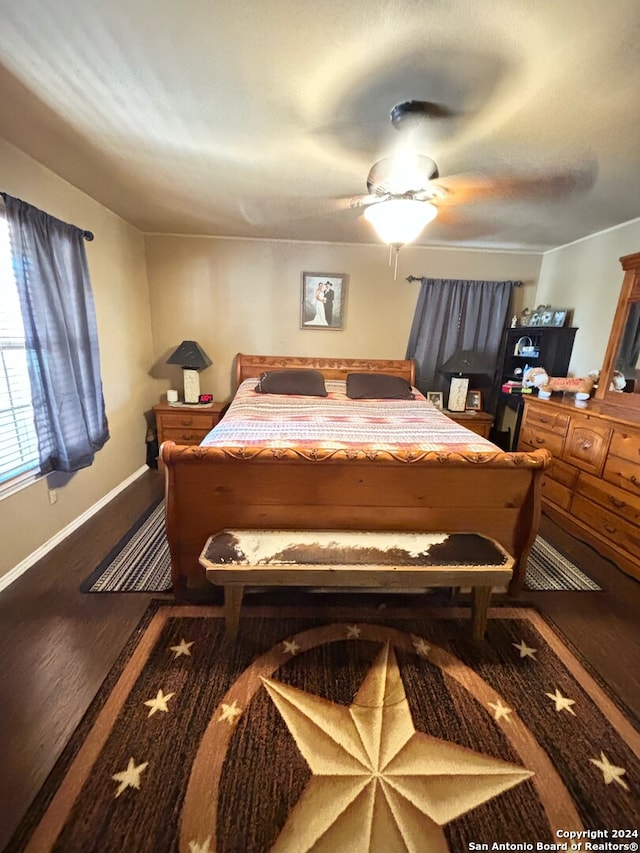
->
0, 468, 638, 849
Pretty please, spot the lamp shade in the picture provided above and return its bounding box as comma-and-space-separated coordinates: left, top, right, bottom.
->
439, 350, 494, 376
166, 340, 212, 371
364, 199, 437, 246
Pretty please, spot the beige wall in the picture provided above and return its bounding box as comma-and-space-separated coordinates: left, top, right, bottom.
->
536, 219, 640, 376
0, 139, 160, 581
145, 235, 543, 400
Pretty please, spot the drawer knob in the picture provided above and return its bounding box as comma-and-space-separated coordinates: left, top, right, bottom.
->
603, 521, 617, 534
631, 475, 639, 488
535, 438, 546, 445
580, 440, 592, 450
609, 496, 627, 509
181, 418, 194, 426
540, 416, 551, 423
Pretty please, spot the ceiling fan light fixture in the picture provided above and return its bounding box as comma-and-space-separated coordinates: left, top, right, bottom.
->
364, 199, 437, 246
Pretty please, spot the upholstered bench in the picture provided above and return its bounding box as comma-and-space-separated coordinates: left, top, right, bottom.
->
199, 529, 514, 642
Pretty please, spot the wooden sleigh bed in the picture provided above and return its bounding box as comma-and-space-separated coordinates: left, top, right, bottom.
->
160, 353, 550, 602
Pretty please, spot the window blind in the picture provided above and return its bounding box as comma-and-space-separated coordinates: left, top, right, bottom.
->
0, 202, 39, 485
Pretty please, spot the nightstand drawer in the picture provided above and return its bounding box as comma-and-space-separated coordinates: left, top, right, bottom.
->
160, 411, 218, 430
153, 402, 225, 471
160, 427, 211, 444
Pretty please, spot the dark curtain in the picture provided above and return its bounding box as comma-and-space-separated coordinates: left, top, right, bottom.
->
406, 277, 516, 414
3, 193, 109, 473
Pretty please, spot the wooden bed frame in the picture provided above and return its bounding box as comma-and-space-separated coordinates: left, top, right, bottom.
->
160, 353, 550, 602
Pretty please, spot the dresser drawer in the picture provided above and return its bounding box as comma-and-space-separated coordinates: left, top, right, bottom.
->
572, 494, 640, 559
547, 457, 578, 489
160, 426, 211, 444
577, 471, 640, 526
522, 405, 569, 435
561, 418, 610, 475
602, 454, 640, 496
519, 425, 564, 457
609, 428, 640, 465
540, 475, 573, 510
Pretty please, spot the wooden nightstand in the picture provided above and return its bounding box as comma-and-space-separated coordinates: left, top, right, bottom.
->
153, 401, 226, 470
443, 410, 494, 438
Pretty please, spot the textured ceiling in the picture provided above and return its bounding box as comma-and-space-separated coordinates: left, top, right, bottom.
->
1, 0, 639, 251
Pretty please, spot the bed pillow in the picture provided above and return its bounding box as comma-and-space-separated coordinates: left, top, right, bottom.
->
346, 372, 414, 400
254, 368, 328, 396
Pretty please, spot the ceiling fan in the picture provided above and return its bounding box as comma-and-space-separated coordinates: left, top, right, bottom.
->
343, 99, 596, 251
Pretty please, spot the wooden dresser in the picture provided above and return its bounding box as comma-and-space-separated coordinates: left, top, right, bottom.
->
153, 402, 226, 471
518, 395, 640, 581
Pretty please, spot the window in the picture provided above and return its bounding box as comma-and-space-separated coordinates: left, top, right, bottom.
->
0, 202, 39, 489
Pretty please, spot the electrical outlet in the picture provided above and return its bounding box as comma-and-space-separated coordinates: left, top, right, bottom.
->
48, 489, 58, 505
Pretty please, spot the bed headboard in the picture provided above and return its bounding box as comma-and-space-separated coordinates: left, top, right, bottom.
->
235, 353, 416, 389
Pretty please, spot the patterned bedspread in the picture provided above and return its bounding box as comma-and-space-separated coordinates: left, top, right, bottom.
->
200, 379, 498, 453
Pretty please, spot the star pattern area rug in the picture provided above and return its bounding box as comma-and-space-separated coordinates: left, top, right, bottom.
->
8, 603, 638, 852
80, 500, 601, 593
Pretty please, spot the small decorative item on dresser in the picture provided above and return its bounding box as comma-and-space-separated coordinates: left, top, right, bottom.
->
466, 390, 483, 411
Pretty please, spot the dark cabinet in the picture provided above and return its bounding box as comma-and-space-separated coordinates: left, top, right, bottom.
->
501, 326, 578, 387
491, 326, 578, 449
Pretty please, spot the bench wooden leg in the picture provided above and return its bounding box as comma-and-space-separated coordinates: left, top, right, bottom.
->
223, 585, 245, 641
471, 585, 492, 641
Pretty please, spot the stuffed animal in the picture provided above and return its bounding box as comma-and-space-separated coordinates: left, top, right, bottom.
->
588, 368, 627, 392
523, 367, 595, 400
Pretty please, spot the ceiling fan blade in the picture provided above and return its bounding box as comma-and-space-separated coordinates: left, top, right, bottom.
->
428, 164, 598, 206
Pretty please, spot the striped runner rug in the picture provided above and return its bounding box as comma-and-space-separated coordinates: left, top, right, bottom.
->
80, 500, 602, 593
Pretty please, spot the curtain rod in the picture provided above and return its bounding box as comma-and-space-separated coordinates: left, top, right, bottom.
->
1, 191, 94, 241
406, 275, 521, 286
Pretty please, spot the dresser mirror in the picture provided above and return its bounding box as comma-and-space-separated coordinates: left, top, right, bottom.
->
595, 251, 640, 412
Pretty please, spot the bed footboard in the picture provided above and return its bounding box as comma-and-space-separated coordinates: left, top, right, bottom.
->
160, 442, 550, 603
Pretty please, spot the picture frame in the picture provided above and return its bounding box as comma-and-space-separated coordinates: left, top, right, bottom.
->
426, 391, 443, 410
300, 272, 347, 330
551, 309, 568, 327
466, 389, 483, 411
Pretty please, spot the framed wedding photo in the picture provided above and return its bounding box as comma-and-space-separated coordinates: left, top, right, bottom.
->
427, 391, 444, 410
466, 389, 483, 411
300, 272, 347, 330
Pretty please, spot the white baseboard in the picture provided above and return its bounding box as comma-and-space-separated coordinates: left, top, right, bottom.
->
0, 465, 149, 592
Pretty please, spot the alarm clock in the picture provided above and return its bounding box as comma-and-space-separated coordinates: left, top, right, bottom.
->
198, 393, 213, 404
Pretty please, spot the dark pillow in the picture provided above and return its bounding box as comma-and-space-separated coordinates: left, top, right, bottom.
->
346, 373, 414, 400
254, 368, 328, 396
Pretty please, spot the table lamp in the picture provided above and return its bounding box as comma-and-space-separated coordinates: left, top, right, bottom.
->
166, 340, 212, 404
439, 350, 493, 412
